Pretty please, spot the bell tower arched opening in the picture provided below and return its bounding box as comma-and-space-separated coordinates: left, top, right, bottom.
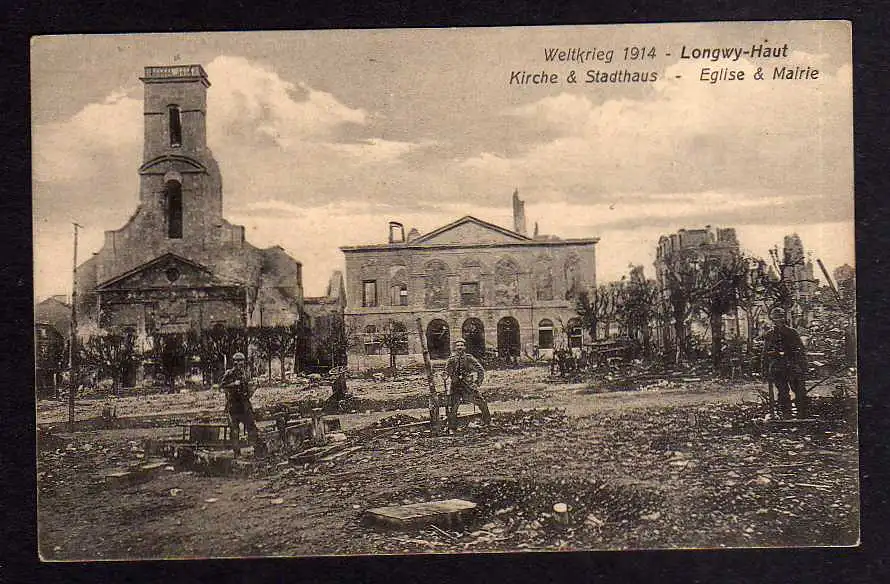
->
165, 180, 183, 239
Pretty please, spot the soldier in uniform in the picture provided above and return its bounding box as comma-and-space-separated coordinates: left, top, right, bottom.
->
444, 339, 491, 430
761, 307, 809, 419
220, 352, 267, 458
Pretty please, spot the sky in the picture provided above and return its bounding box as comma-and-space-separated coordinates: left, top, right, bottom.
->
31, 22, 853, 300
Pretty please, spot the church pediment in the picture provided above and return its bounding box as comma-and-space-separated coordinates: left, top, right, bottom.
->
412, 216, 532, 246
138, 154, 207, 175
96, 253, 236, 291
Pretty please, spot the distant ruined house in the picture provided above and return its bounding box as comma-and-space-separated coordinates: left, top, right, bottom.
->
303, 271, 348, 372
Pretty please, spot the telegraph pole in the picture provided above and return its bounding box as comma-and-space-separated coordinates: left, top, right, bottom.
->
68, 223, 81, 431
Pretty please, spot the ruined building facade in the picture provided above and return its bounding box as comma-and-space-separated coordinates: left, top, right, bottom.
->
654, 226, 743, 348
74, 65, 304, 383
341, 195, 599, 362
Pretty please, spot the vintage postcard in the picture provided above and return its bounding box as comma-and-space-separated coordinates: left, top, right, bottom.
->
33, 21, 856, 560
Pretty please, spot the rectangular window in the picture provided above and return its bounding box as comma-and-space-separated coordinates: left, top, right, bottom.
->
460, 282, 481, 306
169, 105, 182, 147
362, 280, 378, 307
539, 329, 554, 350
391, 284, 409, 306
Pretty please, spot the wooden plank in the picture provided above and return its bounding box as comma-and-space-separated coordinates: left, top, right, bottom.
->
289, 443, 344, 464
318, 445, 362, 462
416, 317, 441, 430
364, 499, 477, 529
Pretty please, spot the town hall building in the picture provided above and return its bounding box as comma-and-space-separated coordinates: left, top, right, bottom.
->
341, 192, 599, 362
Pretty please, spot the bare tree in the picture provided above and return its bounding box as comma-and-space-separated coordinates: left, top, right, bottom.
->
374, 320, 410, 371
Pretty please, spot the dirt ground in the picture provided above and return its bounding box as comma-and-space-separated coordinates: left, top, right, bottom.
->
36, 367, 859, 560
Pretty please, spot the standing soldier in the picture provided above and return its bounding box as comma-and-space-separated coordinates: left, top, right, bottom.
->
761, 307, 809, 419
444, 339, 491, 430
220, 352, 267, 458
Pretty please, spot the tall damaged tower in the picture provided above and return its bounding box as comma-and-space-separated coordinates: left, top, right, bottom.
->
512, 189, 527, 236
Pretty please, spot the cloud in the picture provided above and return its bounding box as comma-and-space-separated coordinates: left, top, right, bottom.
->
205, 56, 367, 147
32, 47, 854, 300
460, 54, 852, 220
32, 91, 142, 189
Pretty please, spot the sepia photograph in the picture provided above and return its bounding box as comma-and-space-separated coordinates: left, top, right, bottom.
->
32, 21, 856, 560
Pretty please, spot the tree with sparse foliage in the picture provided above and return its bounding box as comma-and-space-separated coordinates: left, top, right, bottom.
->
79, 332, 137, 394
575, 284, 618, 341
694, 254, 751, 368
617, 266, 660, 357
374, 320, 410, 371
660, 249, 708, 364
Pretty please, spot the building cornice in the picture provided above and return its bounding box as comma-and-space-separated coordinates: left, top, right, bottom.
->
340, 238, 599, 253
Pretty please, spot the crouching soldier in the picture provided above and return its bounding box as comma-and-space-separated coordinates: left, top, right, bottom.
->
220, 352, 267, 458
444, 339, 491, 430
761, 308, 809, 419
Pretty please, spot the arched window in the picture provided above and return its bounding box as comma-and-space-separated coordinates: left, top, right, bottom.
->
168, 105, 182, 148
567, 317, 583, 349
165, 180, 183, 239
538, 319, 554, 349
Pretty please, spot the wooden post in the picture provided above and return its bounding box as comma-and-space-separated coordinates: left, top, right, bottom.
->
68, 222, 81, 432
416, 318, 440, 431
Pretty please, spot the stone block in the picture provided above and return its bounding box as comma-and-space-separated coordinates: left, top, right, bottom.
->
364, 499, 477, 529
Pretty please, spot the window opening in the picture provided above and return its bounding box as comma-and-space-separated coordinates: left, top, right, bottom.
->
166, 181, 183, 239
169, 105, 182, 147
362, 281, 378, 307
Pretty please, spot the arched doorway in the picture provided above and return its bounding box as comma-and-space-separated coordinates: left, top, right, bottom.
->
426, 319, 451, 359
497, 316, 521, 359
461, 318, 485, 358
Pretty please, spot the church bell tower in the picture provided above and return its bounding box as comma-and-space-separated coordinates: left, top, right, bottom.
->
137, 65, 224, 242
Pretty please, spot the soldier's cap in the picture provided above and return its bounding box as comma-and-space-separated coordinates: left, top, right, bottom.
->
233, 352, 246, 361
769, 307, 786, 320
454, 339, 466, 347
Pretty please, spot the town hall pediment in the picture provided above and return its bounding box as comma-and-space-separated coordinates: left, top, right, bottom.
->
413, 216, 531, 246
96, 253, 230, 292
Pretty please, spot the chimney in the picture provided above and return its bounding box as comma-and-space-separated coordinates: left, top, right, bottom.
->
512, 189, 527, 236
388, 221, 405, 244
